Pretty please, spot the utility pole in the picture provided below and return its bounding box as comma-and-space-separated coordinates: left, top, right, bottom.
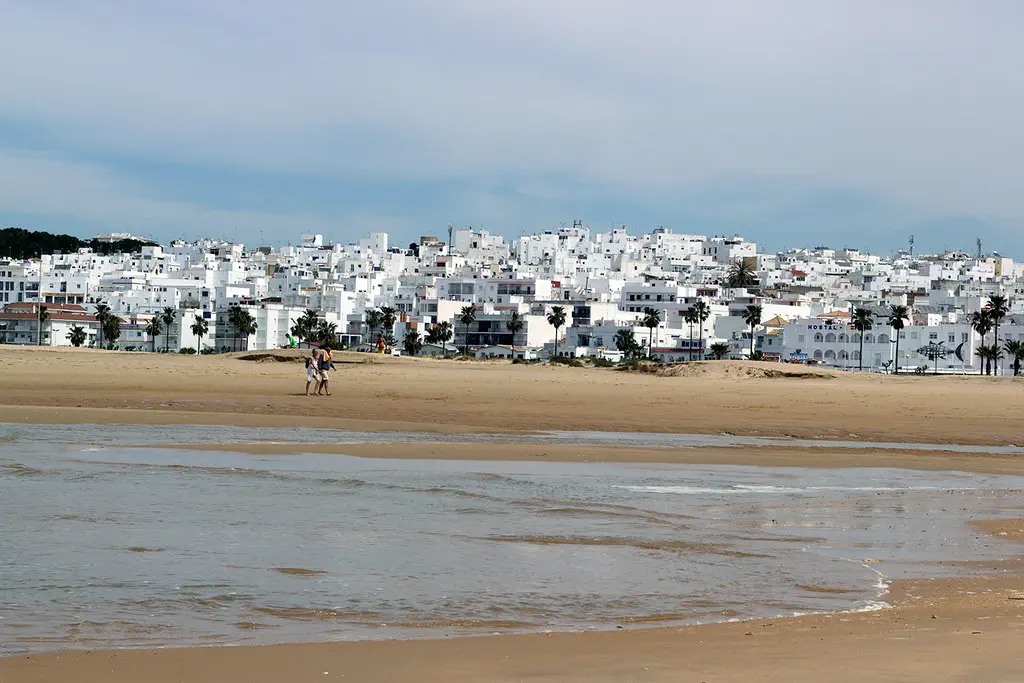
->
448, 224, 454, 256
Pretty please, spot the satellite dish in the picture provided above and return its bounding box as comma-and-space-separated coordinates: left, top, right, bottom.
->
954, 342, 966, 363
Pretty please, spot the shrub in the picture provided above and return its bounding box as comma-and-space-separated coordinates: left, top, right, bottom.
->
550, 356, 583, 367
200, 346, 216, 355
590, 357, 615, 368
179, 347, 196, 355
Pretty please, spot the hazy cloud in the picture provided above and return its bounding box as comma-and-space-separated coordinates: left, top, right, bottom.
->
1, 0, 1022, 251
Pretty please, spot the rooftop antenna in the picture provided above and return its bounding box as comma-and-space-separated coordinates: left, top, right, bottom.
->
976, 237, 983, 261
908, 234, 914, 257
448, 224, 453, 256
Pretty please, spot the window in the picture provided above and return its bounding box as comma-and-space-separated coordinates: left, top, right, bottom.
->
825, 332, 836, 343
813, 332, 823, 342
948, 334, 955, 343
864, 334, 874, 343
798, 334, 805, 343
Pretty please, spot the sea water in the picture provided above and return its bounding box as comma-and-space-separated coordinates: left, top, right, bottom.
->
1, 430, 1022, 655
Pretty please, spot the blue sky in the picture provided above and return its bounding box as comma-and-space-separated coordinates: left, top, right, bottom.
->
2, 1, 1023, 255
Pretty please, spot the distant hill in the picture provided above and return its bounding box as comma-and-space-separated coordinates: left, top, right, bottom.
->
0, 227, 153, 259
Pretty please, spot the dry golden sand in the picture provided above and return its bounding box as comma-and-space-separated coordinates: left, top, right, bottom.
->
1, 345, 1023, 445
3, 347, 1024, 681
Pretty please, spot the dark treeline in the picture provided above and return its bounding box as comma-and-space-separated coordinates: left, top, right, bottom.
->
0, 228, 152, 259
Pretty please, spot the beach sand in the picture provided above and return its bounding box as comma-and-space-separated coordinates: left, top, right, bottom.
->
3, 346, 1024, 681
0, 346, 1022, 446
2, 573, 1023, 683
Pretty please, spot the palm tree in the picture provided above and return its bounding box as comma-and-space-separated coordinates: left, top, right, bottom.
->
379, 306, 398, 345
742, 304, 763, 358
546, 305, 567, 358
970, 310, 993, 374
709, 342, 730, 360
506, 311, 525, 352
101, 314, 120, 349
94, 301, 111, 348
887, 304, 909, 375
987, 295, 1009, 374
227, 307, 242, 351
726, 257, 758, 289
436, 320, 453, 356
642, 307, 661, 359
290, 309, 319, 348
683, 306, 698, 360
692, 300, 710, 359
67, 324, 87, 348
160, 306, 176, 353
459, 305, 478, 355
36, 304, 48, 346
364, 308, 383, 348
403, 329, 423, 356
236, 309, 257, 351
316, 320, 338, 347
1003, 339, 1024, 377
851, 307, 874, 371
190, 315, 209, 353
975, 344, 1003, 376
614, 328, 640, 360
145, 317, 163, 351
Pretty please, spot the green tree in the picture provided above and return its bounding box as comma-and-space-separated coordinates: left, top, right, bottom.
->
642, 307, 661, 359
459, 305, 478, 355
145, 317, 163, 351
709, 342, 730, 360
546, 305, 567, 358
364, 308, 382, 347
67, 324, 87, 348
692, 300, 711, 359
434, 321, 453, 355
742, 304, 763, 358
378, 306, 398, 344
290, 309, 320, 348
235, 309, 257, 351
851, 307, 874, 371
160, 307, 177, 353
36, 304, 48, 346
614, 327, 642, 360
987, 295, 1009, 374
403, 329, 423, 356
102, 314, 120, 349
970, 310, 993, 375
94, 300, 111, 348
726, 257, 758, 289
887, 304, 909, 375
315, 320, 338, 347
190, 315, 209, 353
1003, 339, 1024, 376
506, 311, 525, 350
683, 306, 698, 360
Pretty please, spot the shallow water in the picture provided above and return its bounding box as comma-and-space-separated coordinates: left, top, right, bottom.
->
2, 423, 1022, 453
1, 435, 1022, 655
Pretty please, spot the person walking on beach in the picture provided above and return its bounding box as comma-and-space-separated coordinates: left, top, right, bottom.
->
317, 345, 334, 396
304, 349, 320, 395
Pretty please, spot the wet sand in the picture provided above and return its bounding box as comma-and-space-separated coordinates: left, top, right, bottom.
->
1, 346, 1023, 445
164, 441, 1024, 476
3, 573, 1023, 683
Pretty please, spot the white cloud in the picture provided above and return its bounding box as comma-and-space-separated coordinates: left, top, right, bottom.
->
2, 0, 1024, 236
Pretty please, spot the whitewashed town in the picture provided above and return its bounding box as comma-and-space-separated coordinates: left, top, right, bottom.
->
2, 225, 1023, 374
